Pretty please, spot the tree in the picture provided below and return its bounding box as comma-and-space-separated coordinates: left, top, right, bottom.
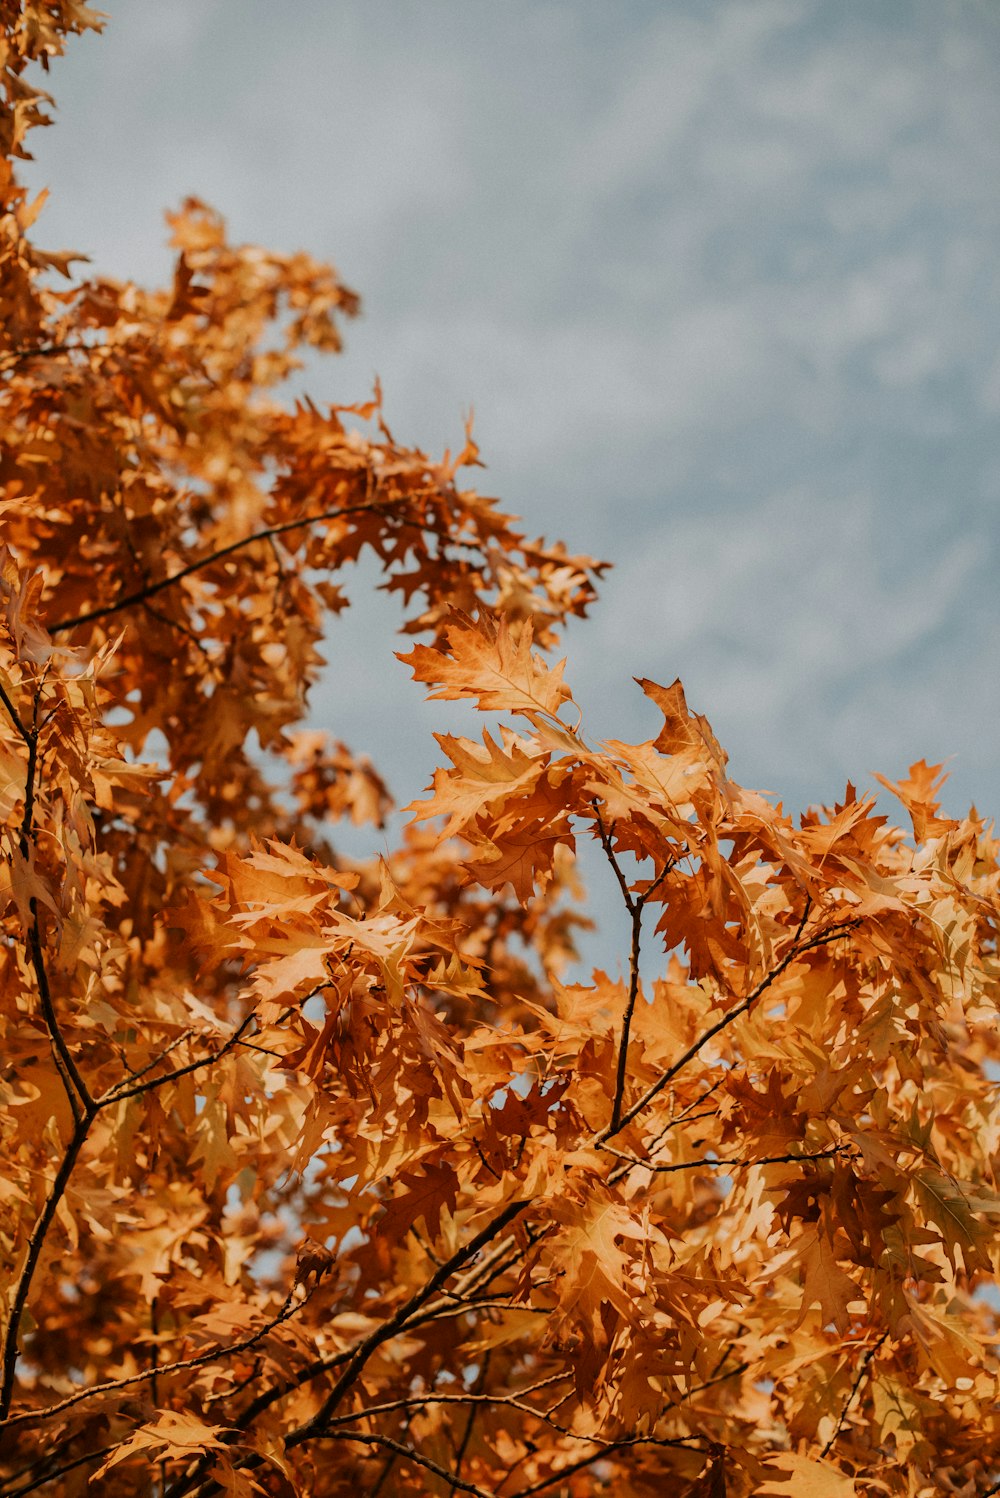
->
1, 7, 998, 1496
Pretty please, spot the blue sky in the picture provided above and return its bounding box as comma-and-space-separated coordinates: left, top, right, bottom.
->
24, 1, 1000, 848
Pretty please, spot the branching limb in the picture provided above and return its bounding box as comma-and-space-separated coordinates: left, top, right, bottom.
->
366, 1413, 411, 1497
0, 1287, 303, 1431
161, 1199, 529, 1497
499, 1432, 710, 1498
592, 801, 673, 1134
450, 1360, 489, 1491
321, 1376, 590, 1445
309, 1430, 493, 1498
0, 341, 108, 371
291, 1198, 528, 1442
104, 997, 302, 1104
0, 688, 99, 1421
599, 913, 860, 1142
97, 1010, 259, 1107
1, 682, 94, 1122
114, 1028, 194, 1085
684, 1359, 750, 1400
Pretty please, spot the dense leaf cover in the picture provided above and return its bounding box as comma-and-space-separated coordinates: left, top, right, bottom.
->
1, 7, 999, 1495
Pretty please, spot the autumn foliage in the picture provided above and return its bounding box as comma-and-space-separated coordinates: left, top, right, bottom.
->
1, 7, 999, 1497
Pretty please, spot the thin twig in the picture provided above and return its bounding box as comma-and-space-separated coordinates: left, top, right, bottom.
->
0, 341, 106, 370
310, 1430, 492, 1498
323, 1377, 594, 1444
97, 1010, 258, 1106
607, 1079, 728, 1186
0, 1121, 91, 1420
0, 1442, 117, 1497
0, 1289, 300, 1431
0, 679, 31, 747
49, 502, 424, 635
591, 801, 672, 1134
600, 1143, 845, 1176
449, 1350, 491, 1496
293, 1199, 528, 1441
162, 1200, 529, 1497
1, 684, 93, 1122
599, 913, 860, 1142
115, 1028, 194, 1086
366, 1413, 411, 1497
499, 1433, 709, 1498
819, 1330, 889, 1457
684, 1359, 750, 1400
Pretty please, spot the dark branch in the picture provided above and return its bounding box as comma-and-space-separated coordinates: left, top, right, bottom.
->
0, 1121, 91, 1421
309, 1430, 492, 1498
48, 502, 426, 635
600, 1143, 846, 1176
0, 1288, 301, 1432
97, 1010, 258, 1107
591, 801, 673, 1135
0, 1442, 117, 1497
599, 913, 860, 1142
820, 1329, 889, 1458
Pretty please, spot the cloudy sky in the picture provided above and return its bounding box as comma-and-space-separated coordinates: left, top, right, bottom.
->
25, 1, 1000, 859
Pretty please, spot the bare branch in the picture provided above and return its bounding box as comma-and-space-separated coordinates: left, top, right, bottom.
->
114, 1027, 194, 1086
161, 1201, 529, 1497
499, 1432, 710, 1498
0, 341, 107, 371
449, 1349, 489, 1496
292, 1198, 528, 1441
0, 684, 93, 1122
0, 678, 31, 747
592, 803, 635, 914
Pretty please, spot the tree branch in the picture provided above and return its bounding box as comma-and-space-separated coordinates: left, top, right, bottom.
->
0, 1119, 91, 1421
97, 1010, 258, 1107
0, 682, 94, 1123
48, 502, 430, 636
308, 1429, 493, 1498
0, 1442, 117, 1497
449, 1352, 489, 1495
499, 1432, 709, 1498
0, 1288, 302, 1432
599, 1143, 846, 1176
592, 801, 673, 1135
820, 1330, 889, 1458
290, 1198, 528, 1443
598, 913, 860, 1143
161, 1199, 529, 1497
